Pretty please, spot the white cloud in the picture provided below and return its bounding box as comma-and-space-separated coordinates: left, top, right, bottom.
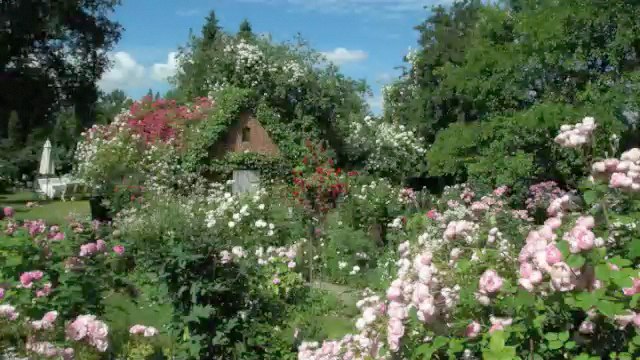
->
375, 72, 395, 83
99, 52, 146, 91
176, 8, 201, 17
321, 48, 368, 65
367, 94, 384, 114
99, 51, 178, 92
151, 52, 178, 82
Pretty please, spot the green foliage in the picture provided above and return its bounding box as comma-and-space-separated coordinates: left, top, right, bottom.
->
387, 0, 640, 191
238, 19, 254, 40
427, 103, 626, 199
174, 20, 368, 165
1, 0, 122, 135
96, 90, 134, 125
7, 111, 23, 146
208, 152, 291, 181
202, 10, 221, 45
182, 86, 255, 173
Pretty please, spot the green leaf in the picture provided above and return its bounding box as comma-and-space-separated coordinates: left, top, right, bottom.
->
447, 339, 464, 354
583, 190, 598, 205
609, 256, 632, 267
632, 336, 640, 346
533, 315, 546, 330
4, 255, 22, 267
515, 288, 535, 307
598, 300, 624, 317
544, 332, 558, 341
618, 352, 632, 360
556, 241, 570, 257
611, 271, 634, 288
566, 255, 585, 269
564, 341, 576, 349
574, 292, 597, 310
627, 239, 640, 259
490, 331, 506, 352
414, 336, 448, 360
595, 264, 611, 281
548, 340, 564, 350
558, 331, 569, 342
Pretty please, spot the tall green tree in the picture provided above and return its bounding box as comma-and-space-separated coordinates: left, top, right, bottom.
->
0, 0, 123, 134
403, 0, 640, 192
383, 0, 483, 142
7, 111, 22, 146
202, 10, 221, 44
238, 19, 254, 40
96, 89, 133, 124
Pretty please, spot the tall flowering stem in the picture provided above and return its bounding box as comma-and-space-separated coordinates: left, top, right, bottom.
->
291, 140, 355, 282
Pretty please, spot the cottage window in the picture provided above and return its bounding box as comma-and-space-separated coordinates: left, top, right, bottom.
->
242, 127, 251, 142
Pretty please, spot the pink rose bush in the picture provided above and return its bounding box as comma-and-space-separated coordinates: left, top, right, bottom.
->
74, 96, 215, 200
66, 314, 109, 352
129, 324, 159, 337
297, 117, 640, 359
0, 216, 129, 358
554, 116, 596, 148
591, 147, 640, 191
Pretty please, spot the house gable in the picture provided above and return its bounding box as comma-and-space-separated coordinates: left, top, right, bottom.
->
212, 112, 281, 158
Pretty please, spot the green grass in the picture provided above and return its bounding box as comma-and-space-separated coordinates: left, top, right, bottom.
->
0, 191, 90, 224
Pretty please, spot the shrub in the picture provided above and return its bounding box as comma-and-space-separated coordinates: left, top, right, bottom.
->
296, 116, 640, 359
0, 215, 128, 358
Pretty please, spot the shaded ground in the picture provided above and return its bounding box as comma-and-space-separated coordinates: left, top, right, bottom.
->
307, 281, 359, 338
309, 280, 359, 307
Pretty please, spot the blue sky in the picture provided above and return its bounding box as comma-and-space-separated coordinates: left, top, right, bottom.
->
99, 0, 451, 113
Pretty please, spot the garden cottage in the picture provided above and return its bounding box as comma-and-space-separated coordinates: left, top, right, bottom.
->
212, 112, 281, 193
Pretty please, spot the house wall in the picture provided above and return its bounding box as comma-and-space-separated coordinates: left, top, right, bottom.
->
212, 112, 280, 157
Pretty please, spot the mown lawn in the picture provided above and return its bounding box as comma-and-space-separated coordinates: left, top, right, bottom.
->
0, 191, 90, 224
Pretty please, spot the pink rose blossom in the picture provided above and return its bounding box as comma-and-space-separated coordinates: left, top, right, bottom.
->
478, 269, 504, 294
489, 316, 512, 334
3, 207, 14, 218
545, 244, 563, 265
129, 324, 147, 335
578, 320, 595, 334
36, 282, 53, 298
615, 311, 636, 329
623, 278, 640, 296
465, 321, 481, 338
549, 262, 576, 292
113, 245, 125, 255
610, 172, 633, 189
96, 239, 107, 252
426, 209, 439, 220
0, 304, 19, 320
386, 286, 402, 302
544, 217, 562, 230
493, 186, 508, 196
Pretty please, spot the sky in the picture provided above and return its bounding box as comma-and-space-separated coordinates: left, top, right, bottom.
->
98, 0, 451, 113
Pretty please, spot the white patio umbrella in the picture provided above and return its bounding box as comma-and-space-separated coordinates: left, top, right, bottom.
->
39, 139, 55, 198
